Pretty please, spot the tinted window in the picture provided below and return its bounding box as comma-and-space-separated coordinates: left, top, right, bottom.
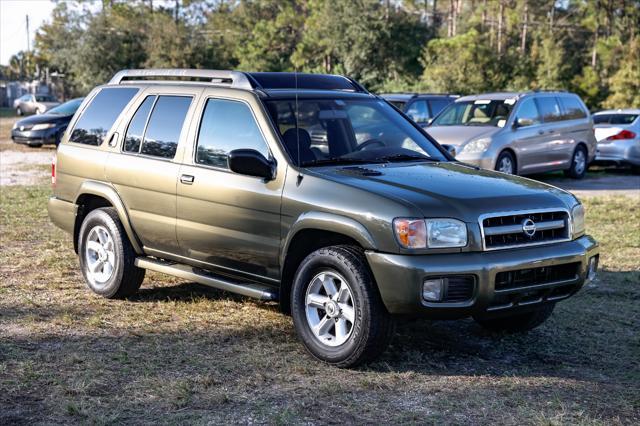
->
48, 98, 83, 115
124, 96, 156, 153
196, 99, 269, 168
593, 113, 639, 125
559, 96, 587, 120
35, 94, 56, 102
70, 88, 138, 146
140, 96, 191, 159
515, 98, 540, 126
535, 97, 562, 122
428, 99, 451, 117
406, 100, 430, 123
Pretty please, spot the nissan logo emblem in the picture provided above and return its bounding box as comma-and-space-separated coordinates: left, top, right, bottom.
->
522, 218, 537, 237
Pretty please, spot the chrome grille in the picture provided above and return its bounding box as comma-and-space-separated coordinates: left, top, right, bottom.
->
480, 209, 571, 250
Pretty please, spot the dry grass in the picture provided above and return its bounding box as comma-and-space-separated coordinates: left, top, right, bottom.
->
1, 184, 639, 424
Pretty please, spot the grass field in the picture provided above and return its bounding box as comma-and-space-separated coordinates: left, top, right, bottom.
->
1, 182, 639, 424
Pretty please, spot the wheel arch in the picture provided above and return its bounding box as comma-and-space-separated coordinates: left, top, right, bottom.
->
279, 213, 378, 314
73, 181, 143, 255
497, 147, 518, 174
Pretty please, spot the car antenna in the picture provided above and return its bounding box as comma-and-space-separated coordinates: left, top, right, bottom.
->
295, 68, 303, 186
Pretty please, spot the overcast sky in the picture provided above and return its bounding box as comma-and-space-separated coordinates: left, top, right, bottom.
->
1, 0, 57, 65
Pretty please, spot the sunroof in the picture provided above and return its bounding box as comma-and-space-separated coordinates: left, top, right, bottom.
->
247, 72, 362, 92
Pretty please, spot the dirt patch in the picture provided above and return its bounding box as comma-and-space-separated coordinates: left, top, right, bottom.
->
0, 150, 52, 186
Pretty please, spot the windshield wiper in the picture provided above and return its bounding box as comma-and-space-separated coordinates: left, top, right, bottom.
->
300, 157, 386, 167
375, 153, 440, 163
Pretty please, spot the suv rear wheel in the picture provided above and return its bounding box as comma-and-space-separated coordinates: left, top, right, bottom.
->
78, 207, 145, 298
291, 246, 395, 368
473, 303, 555, 333
564, 145, 588, 179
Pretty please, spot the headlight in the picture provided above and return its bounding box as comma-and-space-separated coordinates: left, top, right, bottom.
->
393, 218, 427, 249
426, 219, 468, 248
394, 218, 467, 249
461, 137, 492, 154
32, 123, 56, 131
572, 204, 585, 237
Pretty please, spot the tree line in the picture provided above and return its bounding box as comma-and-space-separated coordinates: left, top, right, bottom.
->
2, 0, 638, 110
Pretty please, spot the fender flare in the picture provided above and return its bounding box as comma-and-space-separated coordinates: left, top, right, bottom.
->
75, 181, 144, 254
280, 211, 377, 268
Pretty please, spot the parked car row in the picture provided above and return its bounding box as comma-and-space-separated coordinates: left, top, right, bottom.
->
382, 92, 639, 176
11, 98, 84, 147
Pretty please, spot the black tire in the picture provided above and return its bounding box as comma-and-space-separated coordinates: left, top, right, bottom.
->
78, 207, 145, 298
474, 303, 555, 333
495, 150, 516, 175
16, 107, 23, 116
291, 245, 395, 368
564, 145, 588, 179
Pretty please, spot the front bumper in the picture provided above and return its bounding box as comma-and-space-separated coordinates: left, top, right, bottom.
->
366, 235, 598, 318
11, 128, 60, 146
455, 151, 496, 170
594, 139, 640, 166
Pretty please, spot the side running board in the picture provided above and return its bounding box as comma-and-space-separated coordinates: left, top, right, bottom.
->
135, 257, 278, 301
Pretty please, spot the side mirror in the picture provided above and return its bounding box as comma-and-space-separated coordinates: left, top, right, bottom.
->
441, 144, 457, 157
426, 118, 434, 126
513, 117, 534, 128
228, 149, 275, 180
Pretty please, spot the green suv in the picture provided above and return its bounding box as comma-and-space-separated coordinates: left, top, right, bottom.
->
48, 69, 599, 367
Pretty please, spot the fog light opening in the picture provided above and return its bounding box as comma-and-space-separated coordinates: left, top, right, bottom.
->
587, 255, 599, 282
423, 278, 445, 302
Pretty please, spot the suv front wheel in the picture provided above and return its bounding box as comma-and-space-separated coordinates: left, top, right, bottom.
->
78, 207, 145, 298
291, 246, 395, 368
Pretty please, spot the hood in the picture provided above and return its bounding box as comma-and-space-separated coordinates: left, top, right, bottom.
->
312, 162, 576, 222
426, 125, 501, 147
15, 113, 71, 127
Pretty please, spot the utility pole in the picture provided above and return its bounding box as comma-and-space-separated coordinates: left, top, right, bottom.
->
26, 15, 30, 53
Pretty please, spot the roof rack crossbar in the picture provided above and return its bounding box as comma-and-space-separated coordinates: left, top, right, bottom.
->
108, 69, 254, 90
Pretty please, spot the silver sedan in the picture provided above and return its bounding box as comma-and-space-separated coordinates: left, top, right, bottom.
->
593, 109, 640, 172
13, 93, 60, 116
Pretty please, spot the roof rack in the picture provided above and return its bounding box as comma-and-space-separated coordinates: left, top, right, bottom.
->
108, 69, 254, 90
108, 69, 369, 94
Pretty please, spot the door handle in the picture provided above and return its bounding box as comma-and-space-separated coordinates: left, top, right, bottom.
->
180, 174, 194, 184
537, 130, 544, 135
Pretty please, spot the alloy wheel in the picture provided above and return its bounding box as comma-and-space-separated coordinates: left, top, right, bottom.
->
84, 225, 116, 287
304, 271, 355, 347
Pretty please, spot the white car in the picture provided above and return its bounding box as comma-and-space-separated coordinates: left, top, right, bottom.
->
593, 109, 640, 173
13, 93, 60, 116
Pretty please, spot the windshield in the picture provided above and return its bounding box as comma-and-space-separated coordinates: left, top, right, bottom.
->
265, 98, 447, 167
47, 98, 83, 115
432, 99, 513, 127
35, 94, 57, 103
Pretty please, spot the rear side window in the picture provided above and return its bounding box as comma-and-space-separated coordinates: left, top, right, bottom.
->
195, 99, 269, 168
123, 95, 192, 159
406, 100, 430, 123
70, 87, 138, 146
535, 97, 562, 123
559, 96, 587, 120
593, 114, 638, 125
124, 96, 156, 153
